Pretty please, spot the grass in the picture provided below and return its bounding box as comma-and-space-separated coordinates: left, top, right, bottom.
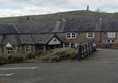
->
0, 10, 118, 23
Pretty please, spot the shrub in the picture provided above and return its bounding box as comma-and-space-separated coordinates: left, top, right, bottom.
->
22, 52, 35, 60
0, 52, 37, 63
51, 48, 76, 57
35, 50, 43, 56
6, 52, 36, 63
37, 48, 78, 62
0, 54, 3, 65
0, 53, 7, 64
7, 53, 23, 63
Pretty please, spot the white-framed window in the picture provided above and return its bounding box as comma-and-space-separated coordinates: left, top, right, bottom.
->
63, 43, 78, 48
107, 32, 115, 38
7, 47, 13, 54
63, 43, 70, 48
66, 32, 77, 39
87, 32, 94, 38
71, 43, 78, 48
107, 40, 115, 43
25, 45, 31, 52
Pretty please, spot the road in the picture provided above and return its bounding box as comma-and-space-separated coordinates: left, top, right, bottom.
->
0, 49, 118, 83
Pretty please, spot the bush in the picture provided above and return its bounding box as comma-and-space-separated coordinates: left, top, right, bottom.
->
37, 48, 77, 62
7, 53, 23, 63
0, 53, 7, 64
55, 48, 77, 60
0, 48, 77, 63
22, 52, 35, 60
0, 52, 37, 63
35, 50, 43, 56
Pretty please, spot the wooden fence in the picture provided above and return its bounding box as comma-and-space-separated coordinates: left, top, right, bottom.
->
77, 41, 96, 60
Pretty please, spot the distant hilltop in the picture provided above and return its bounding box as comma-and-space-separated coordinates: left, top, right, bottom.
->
0, 10, 118, 23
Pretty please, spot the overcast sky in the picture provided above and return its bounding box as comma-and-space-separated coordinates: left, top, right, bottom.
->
0, 0, 118, 17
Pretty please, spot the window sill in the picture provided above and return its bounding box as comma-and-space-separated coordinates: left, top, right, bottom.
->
87, 37, 94, 39
66, 38, 76, 39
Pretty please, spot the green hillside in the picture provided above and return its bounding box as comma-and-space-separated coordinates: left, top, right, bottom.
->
0, 10, 118, 23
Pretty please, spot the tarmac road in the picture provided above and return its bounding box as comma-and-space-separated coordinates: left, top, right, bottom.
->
0, 49, 118, 83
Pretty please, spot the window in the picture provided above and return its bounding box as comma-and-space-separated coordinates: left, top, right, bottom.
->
107, 32, 115, 38
7, 48, 13, 54
66, 32, 76, 39
63, 43, 78, 48
25, 45, 31, 52
107, 40, 114, 43
71, 43, 78, 48
87, 32, 94, 38
63, 43, 70, 48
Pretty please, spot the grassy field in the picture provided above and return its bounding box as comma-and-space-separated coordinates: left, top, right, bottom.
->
0, 10, 118, 23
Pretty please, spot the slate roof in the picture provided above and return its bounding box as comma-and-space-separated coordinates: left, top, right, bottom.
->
1, 18, 118, 34
0, 24, 17, 34
0, 34, 56, 45
63, 18, 118, 32
19, 34, 35, 44
63, 18, 100, 32
1, 35, 21, 46
19, 34, 54, 44
101, 19, 118, 32
14, 21, 57, 33
32, 34, 54, 44
0, 18, 118, 45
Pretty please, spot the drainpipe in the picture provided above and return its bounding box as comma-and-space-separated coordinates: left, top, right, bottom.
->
99, 18, 102, 43
69, 43, 71, 48
63, 43, 65, 48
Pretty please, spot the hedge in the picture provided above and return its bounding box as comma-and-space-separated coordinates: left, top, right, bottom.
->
37, 48, 78, 62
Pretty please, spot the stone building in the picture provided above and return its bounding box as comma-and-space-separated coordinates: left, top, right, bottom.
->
0, 18, 118, 55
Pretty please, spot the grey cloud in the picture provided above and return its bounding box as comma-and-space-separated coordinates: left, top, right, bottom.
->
31, 0, 69, 6
0, 0, 118, 17
0, 0, 28, 3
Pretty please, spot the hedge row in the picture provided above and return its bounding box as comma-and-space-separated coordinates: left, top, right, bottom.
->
37, 48, 78, 62
0, 52, 35, 64
0, 48, 78, 64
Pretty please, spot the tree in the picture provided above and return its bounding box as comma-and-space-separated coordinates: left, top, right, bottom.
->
94, 8, 102, 19
26, 16, 30, 20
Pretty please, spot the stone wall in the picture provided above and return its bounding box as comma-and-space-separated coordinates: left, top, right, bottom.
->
58, 32, 118, 49
58, 32, 102, 43
97, 43, 118, 49
0, 45, 36, 55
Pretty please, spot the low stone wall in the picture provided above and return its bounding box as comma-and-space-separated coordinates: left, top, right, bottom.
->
96, 43, 118, 49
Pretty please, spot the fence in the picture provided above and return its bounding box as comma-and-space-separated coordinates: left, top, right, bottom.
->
77, 41, 96, 61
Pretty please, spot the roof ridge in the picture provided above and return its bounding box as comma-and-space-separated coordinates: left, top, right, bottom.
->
31, 34, 37, 44
12, 24, 19, 34
13, 24, 23, 44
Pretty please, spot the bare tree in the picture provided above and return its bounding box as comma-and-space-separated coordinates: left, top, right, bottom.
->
94, 8, 102, 19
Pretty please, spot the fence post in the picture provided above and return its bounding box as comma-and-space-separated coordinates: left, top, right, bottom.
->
77, 45, 82, 61
92, 42, 96, 52
85, 44, 87, 56
77, 41, 96, 61
81, 46, 85, 58
90, 43, 92, 53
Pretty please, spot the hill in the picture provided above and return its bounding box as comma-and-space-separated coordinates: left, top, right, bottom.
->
0, 10, 118, 23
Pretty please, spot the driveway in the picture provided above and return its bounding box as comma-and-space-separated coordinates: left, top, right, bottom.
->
0, 49, 118, 83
